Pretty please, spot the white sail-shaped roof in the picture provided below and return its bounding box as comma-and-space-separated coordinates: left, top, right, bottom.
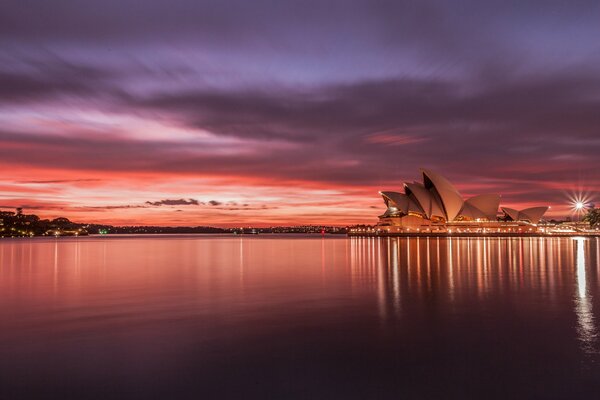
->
380, 191, 423, 215
501, 207, 520, 221
421, 169, 464, 221
501, 206, 548, 224
405, 182, 446, 219
463, 194, 500, 220
380, 191, 409, 212
378, 168, 547, 225
460, 202, 488, 220
405, 182, 433, 218
518, 207, 548, 224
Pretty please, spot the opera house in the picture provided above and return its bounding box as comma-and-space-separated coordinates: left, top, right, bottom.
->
377, 169, 549, 233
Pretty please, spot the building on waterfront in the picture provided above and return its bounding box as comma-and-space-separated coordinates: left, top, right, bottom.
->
377, 169, 549, 233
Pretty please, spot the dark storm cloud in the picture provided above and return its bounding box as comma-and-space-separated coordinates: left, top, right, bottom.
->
4, 0, 600, 92
145, 198, 200, 206
3, 1, 599, 54
1, 73, 598, 200
0, 55, 116, 103
3, 0, 493, 44
0, 203, 66, 211
80, 205, 148, 210
131, 78, 456, 141
128, 71, 600, 182
76, 200, 276, 212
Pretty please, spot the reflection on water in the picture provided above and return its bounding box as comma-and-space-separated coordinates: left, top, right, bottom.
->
575, 238, 598, 355
1, 235, 600, 399
350, 236, 600, 355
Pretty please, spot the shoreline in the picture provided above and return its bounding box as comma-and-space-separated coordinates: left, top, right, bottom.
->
2, 232, 599, 240
348, 232, 600, 238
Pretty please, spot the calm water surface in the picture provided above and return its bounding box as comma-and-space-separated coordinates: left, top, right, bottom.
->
1, 235, 599, 399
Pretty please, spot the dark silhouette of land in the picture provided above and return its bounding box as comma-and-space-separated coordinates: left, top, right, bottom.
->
0, 208, 346, 237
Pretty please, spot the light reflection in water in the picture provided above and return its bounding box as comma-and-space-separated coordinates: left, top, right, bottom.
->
0, 235, 600, 399
448, 237, 454, 301
2, 234, 600, 397
577, 238, 587, 299
351, 236, 600, 355
390, 238, 401, 317
574, 238, 597, 355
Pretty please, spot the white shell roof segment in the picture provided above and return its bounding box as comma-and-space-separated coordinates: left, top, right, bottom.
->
405, 182, 434, 218
501, 207, 520, 221
380, 169, 548, 224
501, 206, 549, 224
519, 207, 548, 224
380, 191, 409, 212
460, 202, 488, 220
421, 169, 464, 221
463, 194, 501, 220
381, 191, 426, 215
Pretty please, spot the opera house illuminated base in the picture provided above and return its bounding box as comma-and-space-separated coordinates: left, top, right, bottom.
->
375, 168, 549, 234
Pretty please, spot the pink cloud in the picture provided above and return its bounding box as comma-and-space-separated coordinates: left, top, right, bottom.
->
365, 133, 427, 146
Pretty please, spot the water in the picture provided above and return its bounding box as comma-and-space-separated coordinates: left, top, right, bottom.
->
1, 235, 599, 399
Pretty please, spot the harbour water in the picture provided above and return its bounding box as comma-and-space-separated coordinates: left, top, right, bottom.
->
1, 235, 599, 399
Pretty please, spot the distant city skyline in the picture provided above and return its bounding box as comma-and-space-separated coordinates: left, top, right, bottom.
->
1, 1, 599, 226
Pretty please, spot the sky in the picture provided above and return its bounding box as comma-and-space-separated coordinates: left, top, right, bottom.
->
1, 0, 599, 226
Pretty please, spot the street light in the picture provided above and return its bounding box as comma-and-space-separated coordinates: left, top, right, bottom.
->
573, 200, 587, 223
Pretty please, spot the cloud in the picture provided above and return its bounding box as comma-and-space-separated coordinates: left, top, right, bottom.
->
123, 71, 600, 168
18, 178, 102, 184
208, 200, 222, 206
1, 68, 600, 196
145, 198, 200, 206
365, 133, 428, 146
0, 55, 116, 103
79, 205, 148, 210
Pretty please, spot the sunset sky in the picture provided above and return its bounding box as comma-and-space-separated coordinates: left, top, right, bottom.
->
1, 0, 599, 226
